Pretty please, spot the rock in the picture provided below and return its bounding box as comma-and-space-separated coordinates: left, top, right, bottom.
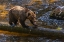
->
49, 6, 64, 20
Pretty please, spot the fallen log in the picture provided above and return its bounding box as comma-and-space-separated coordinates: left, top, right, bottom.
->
0, 25, 64, 39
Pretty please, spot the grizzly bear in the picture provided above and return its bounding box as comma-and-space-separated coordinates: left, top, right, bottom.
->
9, 6, 38, 28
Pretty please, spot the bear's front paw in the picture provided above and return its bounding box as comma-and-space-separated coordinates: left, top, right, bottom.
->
33, 25, 38, 28
28, 26, 33, 28
10, 24, 16, 27
23, 26, 29, 28
33, 26, 37, 28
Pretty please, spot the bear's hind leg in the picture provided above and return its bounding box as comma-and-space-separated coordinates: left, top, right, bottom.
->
13, 19, 18, 25
9, 20, 15, 27
9, 18, 18, 27
12, 19, 18, 27
9, 21, 13, 26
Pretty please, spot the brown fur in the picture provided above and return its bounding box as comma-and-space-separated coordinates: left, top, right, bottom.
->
9, 6, 37, 28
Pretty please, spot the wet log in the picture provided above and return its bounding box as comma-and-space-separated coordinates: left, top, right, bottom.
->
0, 25, 64, 39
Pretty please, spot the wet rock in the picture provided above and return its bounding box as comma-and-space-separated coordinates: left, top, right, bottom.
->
50, 6, 64, 20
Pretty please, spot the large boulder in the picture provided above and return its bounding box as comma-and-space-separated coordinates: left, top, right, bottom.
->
50, 6, 64, 20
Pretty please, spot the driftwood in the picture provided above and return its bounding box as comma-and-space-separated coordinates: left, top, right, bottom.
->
0, 25, 64, 39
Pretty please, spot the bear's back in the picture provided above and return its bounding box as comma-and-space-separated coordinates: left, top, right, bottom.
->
9, 6, 26, 19
11, 6, 25, 10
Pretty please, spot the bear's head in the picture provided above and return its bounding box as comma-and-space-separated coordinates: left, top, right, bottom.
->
26, 9, 38, 27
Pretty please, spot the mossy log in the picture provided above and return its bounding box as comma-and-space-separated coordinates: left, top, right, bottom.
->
0, 25, 64, 39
